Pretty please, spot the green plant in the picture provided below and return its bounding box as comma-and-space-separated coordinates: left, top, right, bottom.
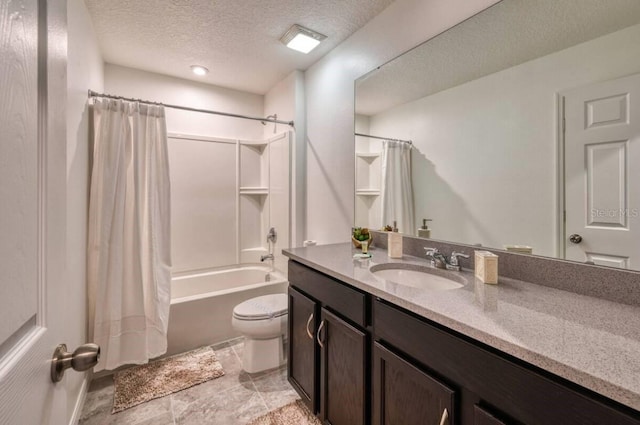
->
352, 227, 370, 241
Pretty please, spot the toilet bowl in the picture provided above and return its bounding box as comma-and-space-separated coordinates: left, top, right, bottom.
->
231, 293, 288, 373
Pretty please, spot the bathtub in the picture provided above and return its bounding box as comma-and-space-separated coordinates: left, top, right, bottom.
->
166, 266, 288, 356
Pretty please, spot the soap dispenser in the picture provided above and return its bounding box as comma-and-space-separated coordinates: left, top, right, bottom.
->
418, 219, 432, 238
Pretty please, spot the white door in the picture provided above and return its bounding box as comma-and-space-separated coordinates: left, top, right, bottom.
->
564, 73, 640, 268
0, 0, 68, 423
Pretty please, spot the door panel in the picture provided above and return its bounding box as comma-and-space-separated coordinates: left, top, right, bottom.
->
0, 0, 67, 423
585, 141, 627, 228
320, 308, 366, 425
373, 342, 455, 425
288, 287, 318, 413
0, 0, 40, 355
564, 73, 640, 268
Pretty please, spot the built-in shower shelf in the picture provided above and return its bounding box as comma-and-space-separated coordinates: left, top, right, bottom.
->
356, 152, 381, 160
240, 187, 269, 195
241, 247, 268, 253
356, 189, 380, 196
240, 140, 268, 148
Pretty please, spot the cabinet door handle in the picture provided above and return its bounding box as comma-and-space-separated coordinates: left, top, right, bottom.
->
306, 313, 314, 340
439, 408, 449, 425
316, 320, 325, 348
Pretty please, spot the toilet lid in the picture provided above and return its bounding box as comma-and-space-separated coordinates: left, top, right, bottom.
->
233, 294, 288, 321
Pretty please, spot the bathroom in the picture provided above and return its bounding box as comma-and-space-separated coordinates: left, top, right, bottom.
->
2, 0, 640, 424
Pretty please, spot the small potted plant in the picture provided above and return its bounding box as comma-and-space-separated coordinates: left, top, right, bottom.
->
352, 227, 372, 249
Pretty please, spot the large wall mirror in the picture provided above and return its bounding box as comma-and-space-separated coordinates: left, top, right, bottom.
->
354, 0, 640, 270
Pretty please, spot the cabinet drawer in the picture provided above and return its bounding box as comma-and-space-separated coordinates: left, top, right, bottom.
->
374, 298, 640, 425
289, 260, 367, 327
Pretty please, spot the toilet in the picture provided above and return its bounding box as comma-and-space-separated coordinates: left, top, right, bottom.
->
231, 293, 288, 373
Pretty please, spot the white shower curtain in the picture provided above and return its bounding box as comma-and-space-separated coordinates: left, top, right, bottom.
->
88, 99, 172, 371
381, 140, 415, 234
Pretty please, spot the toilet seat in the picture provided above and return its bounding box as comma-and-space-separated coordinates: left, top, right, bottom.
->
232, 293, 288, 321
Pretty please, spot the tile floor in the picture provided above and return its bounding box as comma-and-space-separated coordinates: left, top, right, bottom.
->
79, 339, 299, 425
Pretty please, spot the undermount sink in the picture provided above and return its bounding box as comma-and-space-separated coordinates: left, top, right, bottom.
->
369, 263, 466, 291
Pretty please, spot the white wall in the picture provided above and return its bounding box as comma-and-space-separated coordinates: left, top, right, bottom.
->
368, 23, 640, 257
105, 64, 264, 140
304, 0, 499, 244
263, 71, 305, 272
66, 0, 104, 421
169, 136, 238, 273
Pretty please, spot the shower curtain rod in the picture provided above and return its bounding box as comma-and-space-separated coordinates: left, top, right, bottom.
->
355, 132, 412, 145
88, 90, 294, 126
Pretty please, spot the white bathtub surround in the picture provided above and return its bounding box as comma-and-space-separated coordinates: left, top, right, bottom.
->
88, 99, 172, 371
381, 140, 415, 233
232, 293, 289, 373
167, 266, 288, 356
169, 132, 292, 272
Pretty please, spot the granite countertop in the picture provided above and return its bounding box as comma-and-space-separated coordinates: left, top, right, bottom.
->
283, 243, 640, 411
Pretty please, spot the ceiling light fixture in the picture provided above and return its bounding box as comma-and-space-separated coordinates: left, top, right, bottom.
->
190, 65, 209, 76
280, 24, 327, 54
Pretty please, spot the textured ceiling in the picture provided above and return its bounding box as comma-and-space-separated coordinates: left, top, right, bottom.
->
356, 0, 640, 116
84, 0, 395, 94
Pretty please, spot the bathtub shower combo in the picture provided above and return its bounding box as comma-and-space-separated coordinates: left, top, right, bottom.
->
166, 132, 292, 372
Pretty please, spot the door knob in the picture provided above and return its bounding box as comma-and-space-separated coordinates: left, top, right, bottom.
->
569, 234, 583, 244
51, 343, 100, 383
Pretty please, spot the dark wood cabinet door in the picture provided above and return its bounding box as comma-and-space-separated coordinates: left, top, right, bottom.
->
288, 287, 319, 413
373, 342, 456, 425
319, 308, 367, 425
474, 405, 508, 425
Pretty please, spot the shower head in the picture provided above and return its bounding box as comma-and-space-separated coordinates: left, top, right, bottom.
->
261, 114, 278, 125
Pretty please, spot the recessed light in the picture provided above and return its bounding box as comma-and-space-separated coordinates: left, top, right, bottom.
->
190, 65, 209, 76
280, 24, 327, 54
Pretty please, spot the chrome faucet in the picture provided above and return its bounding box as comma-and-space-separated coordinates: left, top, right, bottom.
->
447, 251, 470, 271
424, 248, 447, 269
267, 227, 277, 244
424, 248, 469, 271
260, 254, 274, 262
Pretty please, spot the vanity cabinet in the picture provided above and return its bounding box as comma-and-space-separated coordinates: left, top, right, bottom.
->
288, 261, 369, 425
374, 298, 640, 425
373, 342, 455, 425
319, 307, 367, 425
287, 259, 640, 425
473, 406, 507, 425
288, 286, 318, 412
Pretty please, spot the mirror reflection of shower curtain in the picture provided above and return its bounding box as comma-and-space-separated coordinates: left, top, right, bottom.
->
381, 140, 415, 234
88, 99, 172, 371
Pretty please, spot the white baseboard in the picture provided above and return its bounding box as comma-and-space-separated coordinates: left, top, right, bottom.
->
68, 375, 89, 425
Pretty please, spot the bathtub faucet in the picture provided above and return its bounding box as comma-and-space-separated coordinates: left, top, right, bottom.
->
260, 254, 274, 262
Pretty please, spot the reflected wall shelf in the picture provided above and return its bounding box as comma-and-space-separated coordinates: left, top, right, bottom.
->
356, 152, 381, 160
355, 143, 382, 228
356, 189, 381, 196
240, 187, 269, 195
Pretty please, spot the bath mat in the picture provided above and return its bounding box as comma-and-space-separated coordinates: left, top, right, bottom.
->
112, 346, 224, 413
248, 400, 321, 425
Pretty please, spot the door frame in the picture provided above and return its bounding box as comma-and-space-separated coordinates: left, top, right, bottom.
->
556, 93, 567, 261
